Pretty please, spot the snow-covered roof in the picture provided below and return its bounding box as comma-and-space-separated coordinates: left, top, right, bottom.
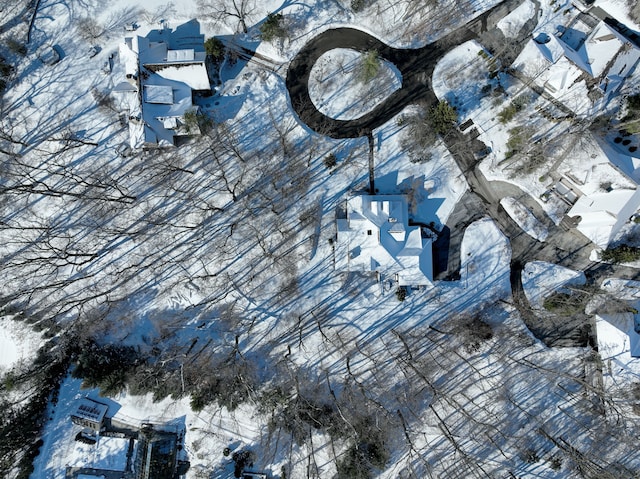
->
167, 49, 195, 62
144, 84, 173, 104
534, 33, 565, 64
146, 63, 210, 91
559, 21, 635, 78
514, 40, 589, 113
71, 398, 108, 424
67, 436, 131, 472
596, 313, 640, 361
562, 132, 640, 248
516, 16, 640, 112
568, 189, 637, 247
336, 195, 433, 286
119, 20, 210, 148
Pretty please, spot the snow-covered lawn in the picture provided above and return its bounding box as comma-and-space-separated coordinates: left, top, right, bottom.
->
0, 316, 45, 370
521, 261, 586, 309
496, 0, 536, 37
501, 196, 549, 242
432, 39, 496, 120
308, 48, 402, 120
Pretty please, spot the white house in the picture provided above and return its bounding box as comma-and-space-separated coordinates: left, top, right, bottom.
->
117, 19, 210, 148
515, 11, 640, 113
596, 313, 640, 359
557, 132, 640, 248
335, 195, 433, 286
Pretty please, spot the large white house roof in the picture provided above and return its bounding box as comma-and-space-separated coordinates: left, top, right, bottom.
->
559, 21, 640, 80
336, 195, 433, 286
562, 132, 640, 248
516, 15, 640, 113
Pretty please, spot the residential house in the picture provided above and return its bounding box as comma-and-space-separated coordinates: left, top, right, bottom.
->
336, 195, 434, 286
554, 131, 640, 248
515, 9, 640, 113
70, 398, 108, 432
117, 19, 210, 148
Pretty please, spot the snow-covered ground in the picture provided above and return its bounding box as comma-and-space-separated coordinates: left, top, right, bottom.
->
521, 261, 586, 309
0, 316, 45, 370
308, 48, 402, 120
501, 196, 549, 242
3, 0, 640, 477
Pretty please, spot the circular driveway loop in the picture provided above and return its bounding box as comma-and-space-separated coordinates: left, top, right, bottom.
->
285, 0, 522, 138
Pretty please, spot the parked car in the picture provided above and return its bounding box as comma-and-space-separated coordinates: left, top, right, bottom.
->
87, 45, 100, 58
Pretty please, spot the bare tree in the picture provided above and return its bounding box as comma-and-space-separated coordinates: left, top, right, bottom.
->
75, 16, 106, 42
196, 0, 257, 33
141, 1, 176, 24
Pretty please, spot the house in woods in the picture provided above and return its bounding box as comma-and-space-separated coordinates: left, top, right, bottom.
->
67, 407, 184, 479
70, 398, 108, 432
514, 8, 640, 112
335, 195, 434, 286
117, 19, 211, 148
550, 131, 640, 248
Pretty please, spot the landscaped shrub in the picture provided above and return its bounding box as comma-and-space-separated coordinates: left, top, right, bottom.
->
351, 0, 366, 11
204, 37, 225, 61
498, 95, 530, 123
621, 94, 640, 133
182, 109, 213, 134
452, 315, 494, 352
260, 12, 287, 42
542, 292, 586, 316
6, 39, 27, 56
324, 153, 338, 169
600, 244, 640, 263
232, 449, 255, 478
0, 57, 13, 78
395, 287, 407, 301
505, 127, 527, 159
428, 100, 458, 135
359, 50, 380, 83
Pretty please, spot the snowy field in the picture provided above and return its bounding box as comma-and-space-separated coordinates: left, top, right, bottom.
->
0, 316, 45, 370
1, 0, 640, 477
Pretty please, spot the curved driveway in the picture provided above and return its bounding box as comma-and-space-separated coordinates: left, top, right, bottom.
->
286, 0, 523, 138
284, 0, 640, 346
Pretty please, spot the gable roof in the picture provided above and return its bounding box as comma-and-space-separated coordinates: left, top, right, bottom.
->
562, 132, 640, 248
117, 21, 210, 148
336, 195, 433, 286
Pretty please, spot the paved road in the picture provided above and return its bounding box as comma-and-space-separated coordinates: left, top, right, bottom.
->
284, 0, 640, 346
286, 0, 524, 138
